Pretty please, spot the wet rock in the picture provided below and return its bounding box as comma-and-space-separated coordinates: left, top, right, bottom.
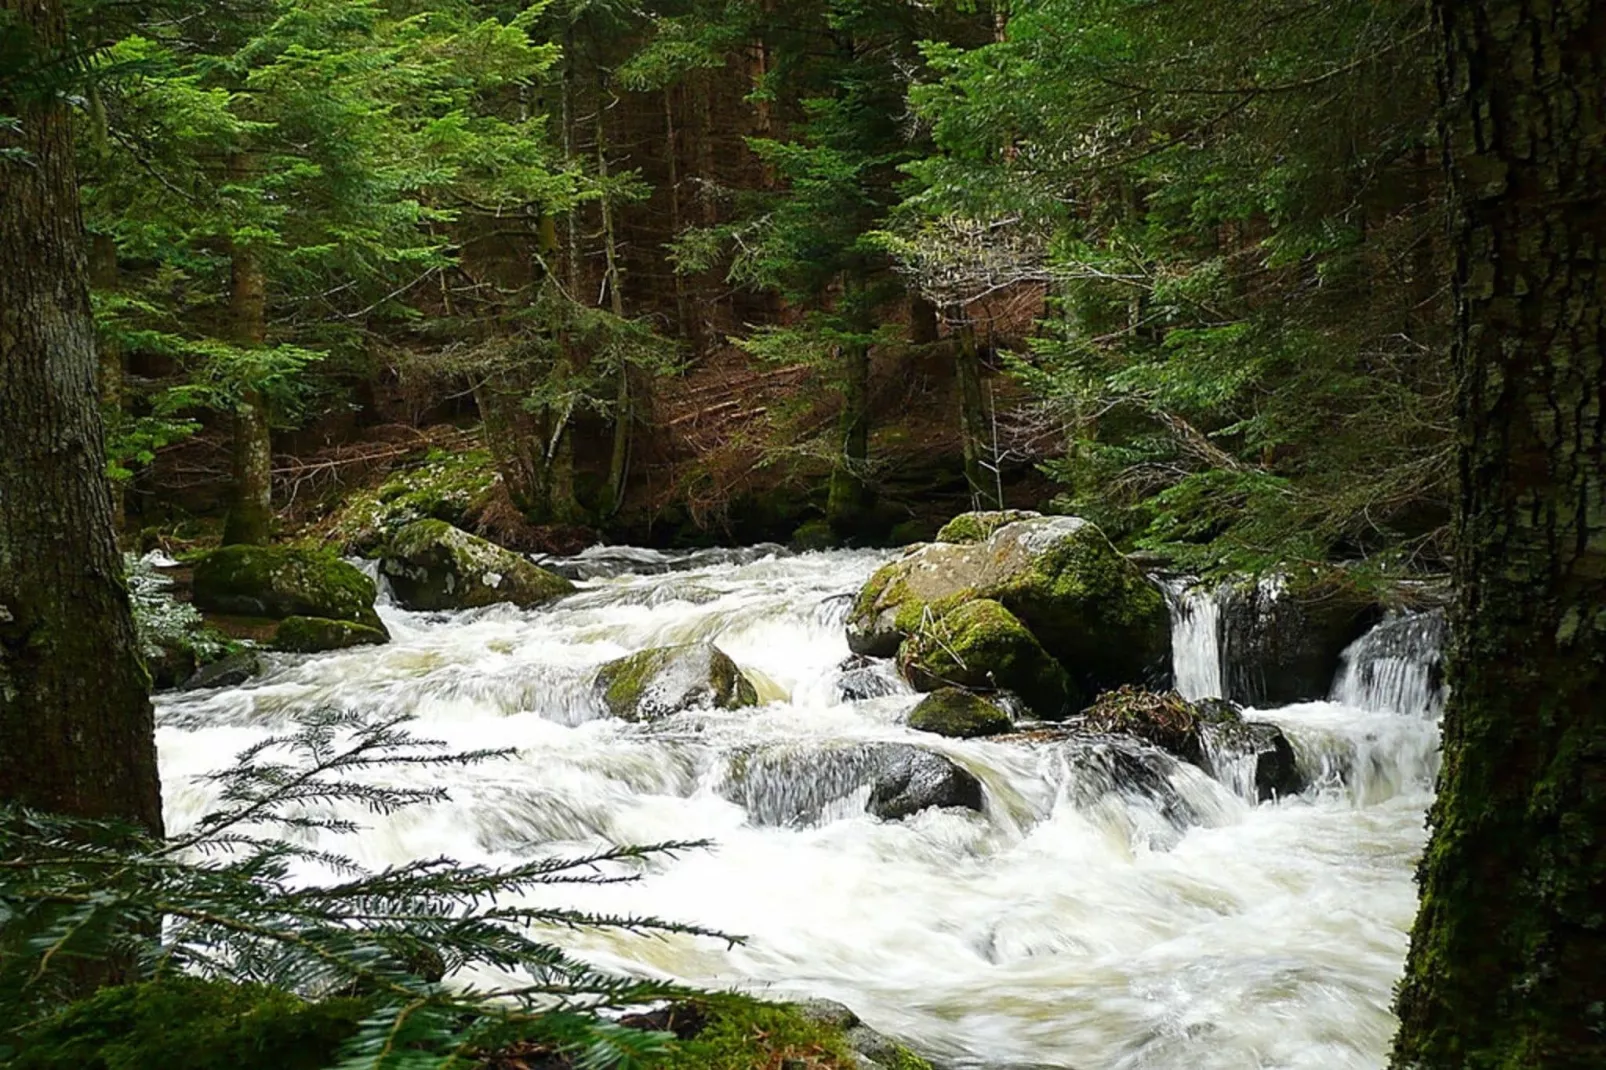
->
192, 545, 384, 631
721, 741, 983, 826
897, 599, 1074, 719
831, 655, 904, 702
791, 1001, 933, 1070
867, 747, 984, 821
791, 519, 837, 551
380, 520, 573, 611
180, 651, 264, 692
935, 509, 1042, 544
1219, 573, 1381, 706
1083, 687, 1303, 801
846, 515, 1170, 692
907, 688, 1013, 739
594, 641, 759, 722
273, 615, 389, 653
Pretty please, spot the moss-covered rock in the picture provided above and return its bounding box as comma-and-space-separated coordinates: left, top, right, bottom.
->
273, 616, 390, 653
324, 448, 499, 555
632, 994, 895, 1070
791, 518, 837, 551
935, 509, 1042, 544
897, 599, 1074, 719
847, 515, 1170, 691
192, 546, 383, 631
1083, 687, 1302, 801
379, 520, 573, 611
595, 641, 759, 722
9, 977, 367, 1070
907, 687, 1014, 738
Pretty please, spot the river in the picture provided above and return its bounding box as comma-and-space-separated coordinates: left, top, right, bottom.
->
155, 547, 1442, 1070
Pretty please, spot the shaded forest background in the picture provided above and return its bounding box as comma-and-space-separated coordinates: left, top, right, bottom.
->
79, 0, 1450, 576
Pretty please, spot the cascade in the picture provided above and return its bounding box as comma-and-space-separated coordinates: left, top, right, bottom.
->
156, 547, 1442, 1070
1330, 609, 1447, 718
1164, 579, 1224, 700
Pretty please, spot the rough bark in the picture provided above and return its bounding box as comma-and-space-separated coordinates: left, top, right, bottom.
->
222, 153, 273, 546
1390, 0, 1606, 1065
91, 231, 126, 532
0, 0, 163, 835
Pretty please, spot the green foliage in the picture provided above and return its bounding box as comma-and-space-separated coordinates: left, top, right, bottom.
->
8, 978, 368, 1070
0, 710, 726, 1068
899, 0, 1453, 577
124, 551, 230, 664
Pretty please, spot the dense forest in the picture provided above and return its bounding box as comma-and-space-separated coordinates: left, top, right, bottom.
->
1, 0, 1602, 1068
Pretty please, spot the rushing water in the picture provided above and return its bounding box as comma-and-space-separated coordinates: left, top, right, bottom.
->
156, 549, 1442, 1070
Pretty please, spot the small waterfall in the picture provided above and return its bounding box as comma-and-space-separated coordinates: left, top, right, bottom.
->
1330, 610, 1447, 718
1164, 579, 1224, 700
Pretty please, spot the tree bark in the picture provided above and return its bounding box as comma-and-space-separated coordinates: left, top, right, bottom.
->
1390, 1, 1606, 1065
222, 153, 273, 546
0, 0, 163, 835
826, 327, 874, 535
951, 306, 994, 510
91, 231, 126, 533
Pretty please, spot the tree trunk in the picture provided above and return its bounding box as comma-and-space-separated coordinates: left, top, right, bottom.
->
0, 0, 163, 836
91, 231, 127, 534
222, 153, 272, 546
598, 84, 631, 518
1389, 1, 1606, 1066
826, 331, 874, 536
951, 306, 994, 510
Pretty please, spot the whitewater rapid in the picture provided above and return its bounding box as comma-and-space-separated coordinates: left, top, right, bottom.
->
155, 549, 1441, 1070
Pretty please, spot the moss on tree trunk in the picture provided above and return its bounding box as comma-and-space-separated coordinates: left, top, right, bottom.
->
1390, 0, 1606, 1065
0, 0, 163, 836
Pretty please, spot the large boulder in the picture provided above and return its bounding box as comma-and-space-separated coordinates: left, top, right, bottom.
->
192, 546, 385, 633
848, 514, 1170, 691
380, 520, 573, 611
273, 616, 389, 654
935, 509, 1042, 544
896, 599, 1074, 719
1082, 687, 1302, 802
1219, 573, 1381, 705
594, 642, 758, 722
907, 688, 1013, 739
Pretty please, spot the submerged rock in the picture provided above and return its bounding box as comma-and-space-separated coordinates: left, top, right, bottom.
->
273, 615, 389, 654
831, 655, 904, 702
1083, 687, 1302, 801
180, 651, 265, 692
720, 741, 984, 825
847, 514, 1170, 691
897, 599, 1074, 719
594, 641, 759, 722
380, 520, 573, 611
907, 688, 1013, 739
866, 746, 984, 821
192, 545, 384, 631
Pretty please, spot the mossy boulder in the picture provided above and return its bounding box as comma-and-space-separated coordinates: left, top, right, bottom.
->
628, 993, 932, 1070
935, 509, 1042, 544
595, 641, 759, 722
192, 546, 384, 632
897, 599, 1074, 719
325, 448, 499, 555
1083, 687, 1302, 801
379, 520, 573, 611
847, 515, 1170, 691
273, 616, 389, 653
1220, 571, 1383, 705
9, 977, 367, 1070
907, 688, 1014, 739
791, 518, 837, 551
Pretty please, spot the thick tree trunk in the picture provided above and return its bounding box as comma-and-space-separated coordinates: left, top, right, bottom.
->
222, 153, 273, 546
0, 0, 163, 835
91, 231, 127, 533
1390, 1, 1606, 1066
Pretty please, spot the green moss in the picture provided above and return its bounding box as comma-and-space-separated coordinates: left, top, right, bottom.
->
884, 1044, 936, 1070
792, 518, 837, 551
381, 520, 573, 611
595, 643, 758, 721
9, 977, 367, 1070
908, 688, 1013, 738
643, 995, 858, 1070
274, 615, 390, 653
935, 510, 1040, 544
899, 599, 1075, 719
192, 545, 382, 630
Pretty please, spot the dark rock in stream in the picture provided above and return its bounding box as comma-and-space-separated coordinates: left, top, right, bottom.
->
831, 654, 904, 702
866, 747, 984, 821
721, 741, 984, 826
180, 651, 264, 692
